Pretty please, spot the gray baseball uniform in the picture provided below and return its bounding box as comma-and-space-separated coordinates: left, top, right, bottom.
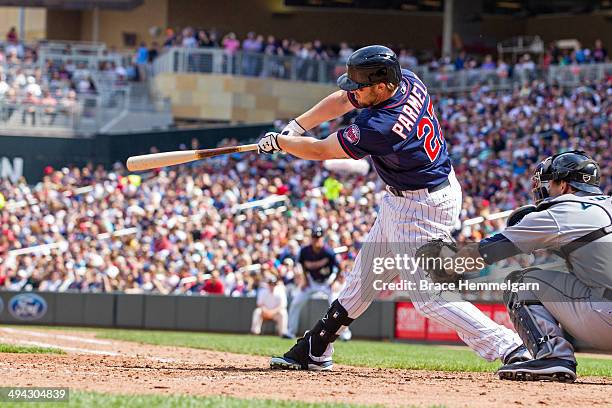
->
499, 192, 612, 361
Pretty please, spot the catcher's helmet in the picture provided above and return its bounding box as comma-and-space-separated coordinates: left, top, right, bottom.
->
532, 150, 602, 204
337, 45, 402, 91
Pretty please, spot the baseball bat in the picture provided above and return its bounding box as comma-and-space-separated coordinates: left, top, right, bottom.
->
126, 144, 258, 171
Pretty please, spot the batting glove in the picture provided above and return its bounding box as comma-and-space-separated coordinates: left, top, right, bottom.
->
281, 119, 306, 136
258, 132, 282, 154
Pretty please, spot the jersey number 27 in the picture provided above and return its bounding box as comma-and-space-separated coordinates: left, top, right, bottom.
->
416, 98, 444, 162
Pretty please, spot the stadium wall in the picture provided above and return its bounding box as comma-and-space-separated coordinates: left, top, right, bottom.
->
0, 291, 396, 339
0, 124, 271, 183
153, 73, 336, 122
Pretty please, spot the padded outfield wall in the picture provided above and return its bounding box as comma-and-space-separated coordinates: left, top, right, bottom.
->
0, 124, 271, 183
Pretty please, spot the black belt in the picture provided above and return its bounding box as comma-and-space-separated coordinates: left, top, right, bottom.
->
387, 178, 450, 197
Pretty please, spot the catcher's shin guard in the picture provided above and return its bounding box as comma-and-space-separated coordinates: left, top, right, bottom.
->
504, 269, 553, 360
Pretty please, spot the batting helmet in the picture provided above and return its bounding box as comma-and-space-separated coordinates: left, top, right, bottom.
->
312, 226, 324, 238
532, 150, 602, 204
337, 45, 402, 91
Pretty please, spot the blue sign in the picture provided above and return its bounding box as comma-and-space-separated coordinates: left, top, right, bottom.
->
9, 294, 47, 321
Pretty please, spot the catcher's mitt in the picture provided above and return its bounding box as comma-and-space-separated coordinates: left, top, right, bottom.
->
415, 239, 459, 285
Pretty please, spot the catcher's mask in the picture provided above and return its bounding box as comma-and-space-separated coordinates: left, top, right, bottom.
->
532, 150, 602, 204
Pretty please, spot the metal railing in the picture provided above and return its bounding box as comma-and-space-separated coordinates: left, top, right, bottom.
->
153, 47, 343, 84
0, 100, 80, 132
37, 41, 130, 71
154, 47, 612, 92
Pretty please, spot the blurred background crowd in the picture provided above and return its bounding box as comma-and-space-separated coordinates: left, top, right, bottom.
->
0, 71, 609, 298
157, 25, 609, 72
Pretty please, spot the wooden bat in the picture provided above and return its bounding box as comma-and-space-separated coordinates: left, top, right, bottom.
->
126, 144, 258, 171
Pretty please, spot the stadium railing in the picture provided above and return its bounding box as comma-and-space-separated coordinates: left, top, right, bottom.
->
153, 47, 612, 92
37, 40, 130, 72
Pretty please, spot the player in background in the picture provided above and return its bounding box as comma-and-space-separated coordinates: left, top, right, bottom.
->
283, 226, 351, 341
258, 45, 527, 371
445, 151, 612, 382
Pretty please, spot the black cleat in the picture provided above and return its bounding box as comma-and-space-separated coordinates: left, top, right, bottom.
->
497, 358, 577, 383
503, 345, 531, 365
269, 332, 333, 371
269, 356, 333, 371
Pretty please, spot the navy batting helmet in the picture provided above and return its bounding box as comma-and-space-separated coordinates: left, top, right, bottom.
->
312, 226, 324, 238
337, 45, 402, 91
532, 150, 602, 204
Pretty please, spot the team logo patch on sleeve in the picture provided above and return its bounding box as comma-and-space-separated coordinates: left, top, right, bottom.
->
344, 124, 361, 144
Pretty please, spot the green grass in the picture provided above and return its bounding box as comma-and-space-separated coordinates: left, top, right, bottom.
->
1, 391, 383, 408
0, 343, 65, 355
89, 328, 612, 377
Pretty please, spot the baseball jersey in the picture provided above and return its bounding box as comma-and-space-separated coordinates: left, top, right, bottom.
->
337, 68, 451, 190
298, 245, 339, 284
485, 193, 612, 290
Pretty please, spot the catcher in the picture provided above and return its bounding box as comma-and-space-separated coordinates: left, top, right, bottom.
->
420, 151, 612, 382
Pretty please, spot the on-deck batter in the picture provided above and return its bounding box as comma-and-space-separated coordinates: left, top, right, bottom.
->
258, 45, 527, 371
284, 226, 352, 341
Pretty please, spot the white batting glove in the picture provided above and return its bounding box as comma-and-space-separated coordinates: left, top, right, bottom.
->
258, 132, 282, 154
280, 119, 306, 137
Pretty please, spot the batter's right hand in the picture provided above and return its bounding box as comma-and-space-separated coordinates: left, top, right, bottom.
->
258, 132, 282, 154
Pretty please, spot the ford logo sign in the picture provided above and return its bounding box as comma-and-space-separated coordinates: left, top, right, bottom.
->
9, 294, 47, 321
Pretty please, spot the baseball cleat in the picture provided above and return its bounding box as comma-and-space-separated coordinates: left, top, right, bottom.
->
497, 358, 577, 383
270, 356, 333, 371
270, 331, 333, 371
502, 345, 531, 365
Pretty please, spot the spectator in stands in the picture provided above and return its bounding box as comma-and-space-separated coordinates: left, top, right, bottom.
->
202, 270, 225, 295
398, 49, 418, 69
197, 30, 214, 48
481, 54, 496, 70
592, 39, 607, 63
6, 26, 17, 44
21, 91, 39, 125
135, 42, 148, 80
454, 50, 467, 70
338, 42, 354, 63
148, 41, 159, 63
0, 73, 9, 96
242, 32, 263, 76
40, 90, 58, 125
181, 27, 197, 48
60, 89, 78, 116
222, 32, 240, 55
251, 275, 288, 336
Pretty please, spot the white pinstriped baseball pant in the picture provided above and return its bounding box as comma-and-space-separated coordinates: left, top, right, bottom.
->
315, 169, 522, 362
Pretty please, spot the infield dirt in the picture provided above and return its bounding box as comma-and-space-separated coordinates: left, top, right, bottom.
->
0, 328, 609, 407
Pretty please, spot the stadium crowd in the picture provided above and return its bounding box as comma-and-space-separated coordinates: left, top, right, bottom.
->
0, 74, 609, 298
0, 28, 139, 127
157, 25, 609, 74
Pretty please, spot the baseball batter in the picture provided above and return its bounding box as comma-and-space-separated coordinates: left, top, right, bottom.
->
258, 45, 527, 371
446, 151, 612, 382
284, 226, 351, 341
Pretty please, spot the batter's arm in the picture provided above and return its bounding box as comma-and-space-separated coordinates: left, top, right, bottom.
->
277, 131, 349, 161
295, 91, 355, 131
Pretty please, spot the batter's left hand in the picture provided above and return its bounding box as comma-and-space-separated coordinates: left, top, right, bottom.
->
258, 132, 282, 154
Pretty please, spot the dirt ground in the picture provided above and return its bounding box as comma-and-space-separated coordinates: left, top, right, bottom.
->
0, 327, 610, 407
